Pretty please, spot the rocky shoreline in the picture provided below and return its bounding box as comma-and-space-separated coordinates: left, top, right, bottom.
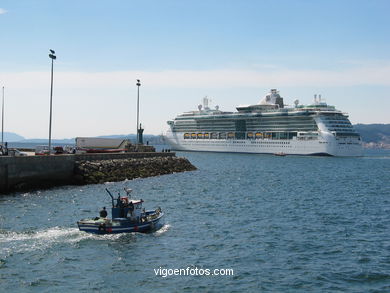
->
74, 156, 197, 184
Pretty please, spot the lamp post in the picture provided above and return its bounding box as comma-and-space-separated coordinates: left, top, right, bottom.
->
1, 86, 4, 147
48, 49, 56, 155
136, 79, 141, 146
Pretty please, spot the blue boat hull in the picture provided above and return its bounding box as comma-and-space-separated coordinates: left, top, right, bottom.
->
77, 212, 164, 235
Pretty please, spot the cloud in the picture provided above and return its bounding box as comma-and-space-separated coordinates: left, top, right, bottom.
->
1, 65, 390, 90
0, 8, 7, 14
1, 65, 389, 138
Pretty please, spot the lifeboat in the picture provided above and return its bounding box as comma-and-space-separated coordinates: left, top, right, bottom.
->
255, 132, 263, 138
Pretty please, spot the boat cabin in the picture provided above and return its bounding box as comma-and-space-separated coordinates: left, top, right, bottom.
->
111, 196, 144, 221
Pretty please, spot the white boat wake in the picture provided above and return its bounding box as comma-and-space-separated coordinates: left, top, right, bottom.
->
0, 226, 96, 259
0, 223, 171, 260
154, 223, 171, 235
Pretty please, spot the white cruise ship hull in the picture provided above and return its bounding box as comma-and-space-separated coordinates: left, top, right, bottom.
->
164, 89, 363, 157
164, 132, 363, 157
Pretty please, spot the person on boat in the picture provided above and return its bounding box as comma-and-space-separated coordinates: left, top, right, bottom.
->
116, 195, 122, 207
128, 201, 134, 214
99, 207, 108, 218
116, 196, 126, 217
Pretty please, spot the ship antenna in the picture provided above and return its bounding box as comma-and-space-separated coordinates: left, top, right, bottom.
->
203, 96, 209, 109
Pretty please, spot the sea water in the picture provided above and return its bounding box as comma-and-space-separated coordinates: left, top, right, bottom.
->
0, 149, 389, 292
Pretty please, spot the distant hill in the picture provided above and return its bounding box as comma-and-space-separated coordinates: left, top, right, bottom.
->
354, 124, 390, 144
2, 132, 25, 142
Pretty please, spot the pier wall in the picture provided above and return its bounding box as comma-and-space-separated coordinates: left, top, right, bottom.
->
0, 152, 176, 193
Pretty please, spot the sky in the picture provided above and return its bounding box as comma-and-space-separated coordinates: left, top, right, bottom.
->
0, 0, 389, 139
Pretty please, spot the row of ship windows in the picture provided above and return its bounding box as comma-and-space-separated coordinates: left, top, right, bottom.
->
183, 140, 292, 144
328, 128, 355, 132
175, 125, 318, 129
246, 123, 317, 127
183, 142, 293, 147
176, 117, 316, 122
174, 124, 317, 132
183, 132, 299, 140
327, 124, 352, 127
176, 121, 317, 126
250, 141, 291, 145
327, 125, 352, 128
323, 120, 351, 124
176, 128, 317, 133
175, 124, 317, 128
321, 117, 348, 120
176, 120, 316, 125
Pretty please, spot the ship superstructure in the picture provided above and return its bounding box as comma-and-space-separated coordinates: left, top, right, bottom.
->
164, 89, 362, 156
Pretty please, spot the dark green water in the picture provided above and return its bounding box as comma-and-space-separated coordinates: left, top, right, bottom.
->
1, 150, 389, 292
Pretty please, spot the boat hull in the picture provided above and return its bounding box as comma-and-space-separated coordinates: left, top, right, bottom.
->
164, 131, 363, 157
77, 212, 164, 234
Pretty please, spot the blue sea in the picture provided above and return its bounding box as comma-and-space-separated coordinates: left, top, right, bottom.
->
1, 149, 389, 292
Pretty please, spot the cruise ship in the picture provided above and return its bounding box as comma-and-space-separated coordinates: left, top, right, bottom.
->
164, 89, 363, 156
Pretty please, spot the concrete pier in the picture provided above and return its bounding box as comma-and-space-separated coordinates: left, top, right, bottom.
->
0, 152, 180, 193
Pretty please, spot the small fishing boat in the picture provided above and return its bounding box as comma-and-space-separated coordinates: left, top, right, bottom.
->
77, 188, 164, 234
274, 152, 287, 156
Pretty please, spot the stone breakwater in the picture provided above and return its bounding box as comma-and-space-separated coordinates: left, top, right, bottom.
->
0, 152, 196, 194
74, 156, 197, 184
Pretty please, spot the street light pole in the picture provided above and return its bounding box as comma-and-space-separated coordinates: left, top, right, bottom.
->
136, 79, 141, 146
48, 50, 56, 155
1, 86, 4, 147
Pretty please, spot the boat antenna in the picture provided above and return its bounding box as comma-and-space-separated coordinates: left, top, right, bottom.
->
105, 188, 115, 207
124, 187, 132, 195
